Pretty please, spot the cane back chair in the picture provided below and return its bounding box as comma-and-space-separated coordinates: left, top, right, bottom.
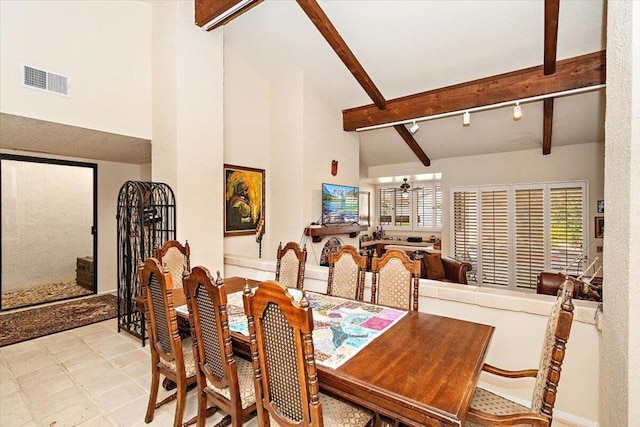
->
139, 257, 197, 427
370, 249, 421, 311
275, 241, 307, 289
326, 245, 367, 300
242, 280, 376, 427
154, 240, 191, 290
184, 266, 257, 427
465, 277, 576, 427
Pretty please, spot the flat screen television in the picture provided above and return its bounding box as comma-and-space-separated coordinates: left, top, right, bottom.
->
322, 183, 359, 225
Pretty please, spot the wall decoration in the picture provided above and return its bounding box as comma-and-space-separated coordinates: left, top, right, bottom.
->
320, 237, 343, 267
597, 199, 604, 213
594, 216, 604, 239
224, 164, 265, 236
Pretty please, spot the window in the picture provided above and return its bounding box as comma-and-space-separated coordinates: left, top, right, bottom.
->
451, 182, 586, 291
377, 180, 442, 231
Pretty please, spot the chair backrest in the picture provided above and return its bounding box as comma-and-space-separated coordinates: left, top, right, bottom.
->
154, 240, 191, 290
326, 245, 366, 300
530, 276, 576, 420
184, 266, 240, 396
275, 241, 307, 289
139, 257, 185, 368
243, 280, 322, 426
371, 249, 421, 311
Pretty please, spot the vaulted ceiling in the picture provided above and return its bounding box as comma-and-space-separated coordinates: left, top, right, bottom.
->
219, 0, 606, 169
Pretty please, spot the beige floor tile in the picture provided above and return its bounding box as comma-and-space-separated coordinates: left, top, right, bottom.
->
106, 395, 169, 427
80, 369, 131, 396
52, 341, 95, 364
7, 354, 59, 378
91, 379, 146, 412
108, 347, 148, 368
119, 357, 149, 379
27, 385, 92, 421
0, 339, 44, 358
20, 372, 76, 402
62, 349, 107, 373
36, 399, 102, 427
0, 391, 34, 427
93, 340, 140, 359
76, 415, 117, 427
67, 360, 114, 384
71, 322, 110, 338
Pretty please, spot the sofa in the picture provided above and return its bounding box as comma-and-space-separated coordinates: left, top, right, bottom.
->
412, 252, 472, 284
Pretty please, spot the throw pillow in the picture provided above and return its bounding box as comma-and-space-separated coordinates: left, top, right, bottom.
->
424, 254, 446, 280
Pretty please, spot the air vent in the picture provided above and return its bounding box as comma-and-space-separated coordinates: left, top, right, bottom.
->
22, 64, 70, 96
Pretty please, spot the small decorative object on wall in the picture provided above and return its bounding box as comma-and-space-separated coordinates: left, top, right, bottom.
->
595, 217, 605, 239
224, 164, 265, 236
597, 199, 604, 213
331, 160, 338, 176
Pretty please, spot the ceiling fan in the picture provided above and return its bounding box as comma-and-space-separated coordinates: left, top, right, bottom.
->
400, 178, 412, 198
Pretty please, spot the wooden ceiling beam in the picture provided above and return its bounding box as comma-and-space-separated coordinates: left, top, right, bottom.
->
195, 0, 263, 31
297, 0, 431, 166
542, 0, 561, 155
296, 0, 386, 110
393, 125, 431, 166
343, 50, 605, 131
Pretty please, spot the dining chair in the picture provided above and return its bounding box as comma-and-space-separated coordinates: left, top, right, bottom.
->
139, 257, 197, 427
154, 240, 191, 290
242, 280, 377, 427
464, 277, 576, 427
326, 245, 367, 300
275, 241, 307, 289
370, 249, 421, 311
183, 266, 257, 427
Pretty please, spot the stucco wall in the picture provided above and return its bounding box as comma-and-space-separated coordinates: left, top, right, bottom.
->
601, 1, 640, 425
1, 159, 93, 289
0, 0, 151, 139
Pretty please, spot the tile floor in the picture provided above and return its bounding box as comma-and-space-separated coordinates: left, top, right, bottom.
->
1, 318, 578, 427
0, 318, 259, 427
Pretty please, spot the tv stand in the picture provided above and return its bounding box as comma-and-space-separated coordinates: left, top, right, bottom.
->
304, 224, 367, 243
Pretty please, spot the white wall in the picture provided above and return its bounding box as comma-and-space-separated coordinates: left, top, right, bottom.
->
1, 159, 93, 288
0, 0, 151, 139
222, 55, 362, 265
366, 142, 605, 263
601, 1, 640, 425
0, 149, 149, 295
223, 49, 271, 261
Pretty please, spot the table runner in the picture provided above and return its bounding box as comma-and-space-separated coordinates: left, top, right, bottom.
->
230, 289, 406, 369
177, 289, 406, 370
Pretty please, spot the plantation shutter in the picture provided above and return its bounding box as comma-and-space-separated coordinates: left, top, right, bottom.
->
434, 184, 443, 228
480, 189, 509, 287
394, 190, 410, 226
514, 188, 545, 289
453, 191, 478, 269
416, 186, 433, 228
549, 186, 584, 274
378, 188, 394, 225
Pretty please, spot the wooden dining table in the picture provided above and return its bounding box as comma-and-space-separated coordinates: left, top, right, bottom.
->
165, 276, 494, 427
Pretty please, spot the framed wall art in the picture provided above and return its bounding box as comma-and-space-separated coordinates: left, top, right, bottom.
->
597, 199, 604, 213
224, 164, 265, 236
594, 216, 604, 239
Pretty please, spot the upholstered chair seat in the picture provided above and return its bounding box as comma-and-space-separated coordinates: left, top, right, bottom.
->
467, 388, 529, 423
158, 336, 197, 377
204, 357, 256, 409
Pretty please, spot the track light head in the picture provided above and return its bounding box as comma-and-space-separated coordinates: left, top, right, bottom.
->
513, 102, 523, 120
408, 120, 420, 134
462, 111, 471, 126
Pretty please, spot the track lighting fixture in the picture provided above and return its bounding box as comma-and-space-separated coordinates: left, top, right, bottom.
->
409, 120, 419, 134
513, 102, 523, 120
354, 83, 605, 132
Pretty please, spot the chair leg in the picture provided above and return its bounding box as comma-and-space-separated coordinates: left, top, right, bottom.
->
145, 368, 160, 423
173, 378, 187, 427
196, 388, 208, 427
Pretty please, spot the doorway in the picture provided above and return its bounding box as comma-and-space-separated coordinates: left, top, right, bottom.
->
1, 154, 97, 310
